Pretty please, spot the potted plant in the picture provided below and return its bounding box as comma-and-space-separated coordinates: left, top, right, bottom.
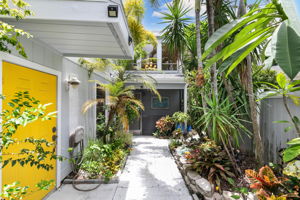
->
172, 112, 190, 132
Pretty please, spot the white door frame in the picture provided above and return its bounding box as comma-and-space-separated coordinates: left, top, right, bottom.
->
0, 52, 62, 189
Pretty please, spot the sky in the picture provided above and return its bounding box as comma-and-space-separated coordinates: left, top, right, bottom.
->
142, 0, 300, 34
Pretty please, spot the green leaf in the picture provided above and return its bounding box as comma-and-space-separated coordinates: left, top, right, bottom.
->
283, 144, 300, 162
287, 137, 300, 145
231, 195, 241, 199
203, 12, 266, 59
284, 126, 292, 133
226, 32, 272, 76
274, 20, 300, 80
276, 73, 288, 89
273, 120, 290, 124
280, 0, 300, 35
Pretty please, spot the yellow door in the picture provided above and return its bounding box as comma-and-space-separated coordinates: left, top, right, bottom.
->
2, 62, 57, 200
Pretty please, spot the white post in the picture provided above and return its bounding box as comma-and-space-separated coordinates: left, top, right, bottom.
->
184, 84, 188, 114
105, 89, 110, 123
157, 38, 162, 71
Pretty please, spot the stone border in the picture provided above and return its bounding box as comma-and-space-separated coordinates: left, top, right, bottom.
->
169, 146, 257, 200
63, 152, 130, 185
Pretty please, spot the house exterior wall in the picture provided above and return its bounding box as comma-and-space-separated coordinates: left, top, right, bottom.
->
131, 89, 184, 135
2, 37, 109, 184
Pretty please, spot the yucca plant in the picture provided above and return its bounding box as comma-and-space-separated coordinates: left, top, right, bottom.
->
194, 96, 250, 175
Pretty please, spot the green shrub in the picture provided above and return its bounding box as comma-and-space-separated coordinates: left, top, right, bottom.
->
112, 131, 133, 149
185, 139, 235, 190
80, 161, 102, 179
154, 116, 174, 137
172, 112, 189, 123
80, 139, 130, 180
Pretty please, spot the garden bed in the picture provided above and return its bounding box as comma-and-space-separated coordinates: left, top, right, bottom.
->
63, 152, 129, 185
169, 142, 257, 200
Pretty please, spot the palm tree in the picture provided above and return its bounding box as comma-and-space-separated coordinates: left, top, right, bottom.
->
160, 0, 191, 72
124, 0, 157, 47
83, 65, 160, 143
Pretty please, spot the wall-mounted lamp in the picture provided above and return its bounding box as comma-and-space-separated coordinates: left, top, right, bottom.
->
66, 74, 80, 91
128, 36, 133, 46
108, 5, 118, 18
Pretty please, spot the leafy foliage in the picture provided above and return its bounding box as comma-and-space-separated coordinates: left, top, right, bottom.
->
258, 73, 300, 134
154, 116, 175, 137
1, 91, 59, 170
186, 139, 235, 190
160, 0, 191, 60
0, 92, 60, 199
80, 138, 130, 181
245, 166, 298, 200
0, 180, 54, 200
194, 95, 250, 147
0, 0, 33, 57
283, 138, 300, 163
172, 112, 189, 123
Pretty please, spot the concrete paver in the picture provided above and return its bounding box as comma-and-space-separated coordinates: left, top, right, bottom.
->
46, 136, 192, 200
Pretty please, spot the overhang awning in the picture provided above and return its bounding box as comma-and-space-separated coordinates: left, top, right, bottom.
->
2, 0, 134, 59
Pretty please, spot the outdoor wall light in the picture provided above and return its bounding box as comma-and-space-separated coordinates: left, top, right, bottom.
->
108, 5, 118, 18
128, 36, 133, 46
66, 74, 80, 91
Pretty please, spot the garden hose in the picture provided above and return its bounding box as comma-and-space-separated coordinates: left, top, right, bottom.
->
70, 140, 102, 192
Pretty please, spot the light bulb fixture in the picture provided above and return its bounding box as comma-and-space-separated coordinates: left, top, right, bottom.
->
66, 74, 80, 91
108, 5, 118, 18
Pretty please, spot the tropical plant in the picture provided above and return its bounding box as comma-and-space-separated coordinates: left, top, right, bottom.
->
83, 81, 144, 142
79, 139, 129, 181
186, 139, 235, 191
160, 0, 191, 71
0, 0, 33, 57
124, 0, 157, 58
259, 73, 300, 134
195, 95, 250, 174
283, 138, 300, 163
154, 116, 175, 137
172, 111, 189, 123
202, 0, 290, 165
245, 166, 297, 200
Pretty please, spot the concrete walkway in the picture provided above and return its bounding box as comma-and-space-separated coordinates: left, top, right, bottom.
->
46, 136, 192, 200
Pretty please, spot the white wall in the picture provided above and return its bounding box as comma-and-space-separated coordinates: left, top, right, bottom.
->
5, 37, 108, 183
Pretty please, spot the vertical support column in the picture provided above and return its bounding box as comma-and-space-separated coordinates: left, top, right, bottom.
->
184, 84, 188, 114
157, 38, 162, 71
105, 88, 110, 123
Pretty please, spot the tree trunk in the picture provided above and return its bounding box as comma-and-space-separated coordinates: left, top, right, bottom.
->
195, 0, 207, 112
239, 0, 264, 165
206, 0, 218, 98
246, 56, 264, 165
